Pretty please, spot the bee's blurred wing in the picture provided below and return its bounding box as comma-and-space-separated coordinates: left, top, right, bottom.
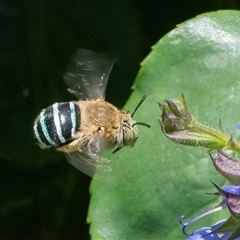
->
64, 137, 111, 178
63, 48, 114, 100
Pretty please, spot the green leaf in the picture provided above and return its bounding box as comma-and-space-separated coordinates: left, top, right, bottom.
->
89, 10, 240, 239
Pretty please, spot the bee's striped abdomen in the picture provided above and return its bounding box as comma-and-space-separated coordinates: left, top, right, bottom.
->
33, 102, 80, 149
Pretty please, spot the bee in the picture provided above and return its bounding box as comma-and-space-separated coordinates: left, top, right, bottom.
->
33, 49, 150, 177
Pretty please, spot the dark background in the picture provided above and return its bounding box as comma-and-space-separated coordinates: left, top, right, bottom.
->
0, 1, 239, 239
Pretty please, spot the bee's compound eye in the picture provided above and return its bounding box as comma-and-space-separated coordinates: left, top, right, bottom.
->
33, 102, 80, 149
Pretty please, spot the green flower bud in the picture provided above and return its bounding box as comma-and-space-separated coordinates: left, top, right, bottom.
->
158, 95, 240, 152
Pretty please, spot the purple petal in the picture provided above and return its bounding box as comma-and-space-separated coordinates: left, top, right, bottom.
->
187, 220, 240, 240
210, 219, 226, 231
223, 185, 240, 195
188, 227, 220, 240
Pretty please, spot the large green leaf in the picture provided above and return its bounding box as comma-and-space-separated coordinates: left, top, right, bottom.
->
89, 10, 240, 239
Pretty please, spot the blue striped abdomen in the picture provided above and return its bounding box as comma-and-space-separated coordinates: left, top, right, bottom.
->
33, 102, 80, 149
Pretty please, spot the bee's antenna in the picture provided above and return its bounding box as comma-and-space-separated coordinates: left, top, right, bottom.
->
131, 93, 148, 117
133, 122, 151, 128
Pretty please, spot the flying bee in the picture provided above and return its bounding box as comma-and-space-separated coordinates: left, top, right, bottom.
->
33, 49, 150, 177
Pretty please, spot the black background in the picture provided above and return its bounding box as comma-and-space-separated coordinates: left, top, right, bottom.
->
0, 1, 239, 239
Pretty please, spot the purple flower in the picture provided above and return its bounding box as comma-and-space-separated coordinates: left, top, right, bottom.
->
223, 186, 240, 195
180, 183, 240, 240
184, 219, 233, 240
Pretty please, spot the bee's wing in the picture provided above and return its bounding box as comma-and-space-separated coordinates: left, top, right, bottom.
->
64, 137, 111, 178
63, 48, 114, 100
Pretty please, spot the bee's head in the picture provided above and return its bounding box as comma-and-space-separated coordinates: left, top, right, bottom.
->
122, 115, 139, 146
113, 94, 150, 153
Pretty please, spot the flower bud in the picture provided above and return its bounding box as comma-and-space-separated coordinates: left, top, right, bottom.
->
210, 151, 240, 185
159, 95, 240, 151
